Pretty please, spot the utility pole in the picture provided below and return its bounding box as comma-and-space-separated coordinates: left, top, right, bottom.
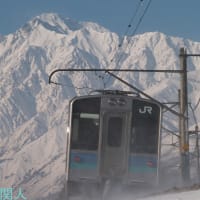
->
179, 48, 200, 182
179, 47, 190, 182
195, 125, 200, 181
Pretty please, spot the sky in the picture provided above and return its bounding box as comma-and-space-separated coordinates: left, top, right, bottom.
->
0, 0, 200, 41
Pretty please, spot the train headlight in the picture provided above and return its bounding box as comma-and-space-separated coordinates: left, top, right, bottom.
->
67, 126, 70, 134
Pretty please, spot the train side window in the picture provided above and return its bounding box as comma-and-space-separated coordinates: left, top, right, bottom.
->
71, 113, 100, 150
107, 117, 123, 147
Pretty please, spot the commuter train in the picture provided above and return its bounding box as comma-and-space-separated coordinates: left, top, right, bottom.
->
65, 90, 162, 199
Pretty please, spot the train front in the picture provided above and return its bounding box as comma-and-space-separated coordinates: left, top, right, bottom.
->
65, 91, 162, 198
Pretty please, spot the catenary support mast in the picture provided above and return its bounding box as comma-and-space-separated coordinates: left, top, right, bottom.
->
179, 47, 190, 182
179, 48, 200, 182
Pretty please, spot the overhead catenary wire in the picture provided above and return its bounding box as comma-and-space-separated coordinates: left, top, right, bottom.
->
110, 0, 144, 63
49, 68, 183, 90
107, 0, 153, 88
194, 97, 200, 111
50, 70, 109, 91
49, 0, 154, 90
49, 68, 185, 117
49, 80, 95, 91
189, 103, 198, 126
111, 0, 153, 67
48, 0, 153, 89
122, 0, 152, 58
118, 0, 144, 48
128, 0, 152, 42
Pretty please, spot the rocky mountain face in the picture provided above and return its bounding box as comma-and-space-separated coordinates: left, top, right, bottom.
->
0, 13, 200, 199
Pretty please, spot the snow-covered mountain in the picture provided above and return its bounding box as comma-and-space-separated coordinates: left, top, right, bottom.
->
1, 13, 200, 199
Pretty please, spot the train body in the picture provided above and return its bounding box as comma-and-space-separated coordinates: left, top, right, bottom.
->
65, 90, 162, 193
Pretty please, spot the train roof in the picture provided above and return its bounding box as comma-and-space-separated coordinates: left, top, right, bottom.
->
70, 90, 162, 107
89, 90, 139, 96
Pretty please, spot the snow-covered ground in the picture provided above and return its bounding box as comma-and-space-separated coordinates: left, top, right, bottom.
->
141, 188, 200, 200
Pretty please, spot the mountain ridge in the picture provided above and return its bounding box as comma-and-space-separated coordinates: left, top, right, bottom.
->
0, 13, 200, 199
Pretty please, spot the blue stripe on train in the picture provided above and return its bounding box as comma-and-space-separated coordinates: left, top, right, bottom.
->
69, 151, 158, 173
129, 154, 158, 173
69, 151, 98, 169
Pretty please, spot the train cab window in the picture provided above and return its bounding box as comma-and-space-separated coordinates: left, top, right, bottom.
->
131, 123, 158, 153
131, 100, 160, 154
71, 113, 99, 150
107, 117, 123, 147
71, 97, 101, 151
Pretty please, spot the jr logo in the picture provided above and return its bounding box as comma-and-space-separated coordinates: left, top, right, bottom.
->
139, 106, 152, 114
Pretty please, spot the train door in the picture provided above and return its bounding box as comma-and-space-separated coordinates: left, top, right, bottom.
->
100, 96, 131, 179
101, 113, 128, 178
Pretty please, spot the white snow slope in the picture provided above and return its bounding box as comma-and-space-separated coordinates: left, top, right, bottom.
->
1, 13, 200, 199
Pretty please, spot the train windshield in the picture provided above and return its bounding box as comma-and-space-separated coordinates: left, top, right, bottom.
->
131, 100, 160, 154
71, 97, 101, 150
